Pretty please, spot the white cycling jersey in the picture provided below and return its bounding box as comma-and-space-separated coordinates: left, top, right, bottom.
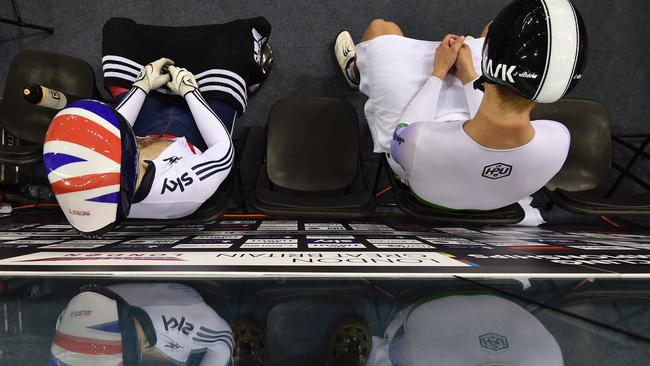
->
115, 87, 233, 219
390, 76, 570, 210
109, 283, 233, 366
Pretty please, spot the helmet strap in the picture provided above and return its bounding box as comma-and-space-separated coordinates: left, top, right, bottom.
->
473, 76, 487, 92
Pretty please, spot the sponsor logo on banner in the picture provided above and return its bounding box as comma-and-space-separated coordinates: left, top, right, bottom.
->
37, 224, 73, 229
418, 237, 478, 245
0, 233, 34, 240
173, 243, 234, 249
567, 246, 638, 251
40, 240, 119, 249
257, 221, 298, 231
349, 224, 392, 231
467, 253, 650, 266
308, 243, 366, 249
304, 223, 347, 231
241, 237, 298, 249
4, 239, 64, 245
0, 252, 471, 267
162, 227, 205, 232
366, 239, 424, 244
124, 237, 187, 245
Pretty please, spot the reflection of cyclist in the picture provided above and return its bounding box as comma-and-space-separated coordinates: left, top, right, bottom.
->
335, 0, 587, 211
49, 283, 233, 365
365, 294, 563, 366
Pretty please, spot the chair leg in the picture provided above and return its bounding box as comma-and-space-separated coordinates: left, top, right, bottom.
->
372, 155, 385, 195
0, 0, 54, 33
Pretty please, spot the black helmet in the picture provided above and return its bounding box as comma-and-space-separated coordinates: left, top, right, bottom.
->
481, 0, 588, 103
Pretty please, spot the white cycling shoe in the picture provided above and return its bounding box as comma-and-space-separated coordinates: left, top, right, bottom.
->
334, 31, 359, 89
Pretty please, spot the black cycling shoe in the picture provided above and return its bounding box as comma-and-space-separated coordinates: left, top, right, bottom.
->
326, 315, 371, 366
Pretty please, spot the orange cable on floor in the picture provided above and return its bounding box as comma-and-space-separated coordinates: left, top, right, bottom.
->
375, 186, 392, 197
11, 203, 59, 210
599, 215, 621, 228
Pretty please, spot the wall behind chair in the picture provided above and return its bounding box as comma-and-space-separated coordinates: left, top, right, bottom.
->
0, 0, 648, 136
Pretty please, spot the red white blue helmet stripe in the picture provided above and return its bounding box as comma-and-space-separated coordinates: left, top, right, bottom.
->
43, 100, 138, 236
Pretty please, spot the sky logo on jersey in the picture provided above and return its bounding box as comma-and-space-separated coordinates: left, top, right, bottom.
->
162, 315, 194, 335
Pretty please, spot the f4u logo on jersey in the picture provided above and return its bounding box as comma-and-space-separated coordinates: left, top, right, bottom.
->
162, 315, 194, 336
161, 172, 193, 194
482, 163, 512, 180
484, 57, 517, 83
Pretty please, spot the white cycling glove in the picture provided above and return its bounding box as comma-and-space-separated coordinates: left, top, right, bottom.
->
167, 66, 199, 97
133, 57, 174, 94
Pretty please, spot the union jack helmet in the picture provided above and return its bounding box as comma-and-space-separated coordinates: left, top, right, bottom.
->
43, 100, 138, 236
48, 291, 124, 366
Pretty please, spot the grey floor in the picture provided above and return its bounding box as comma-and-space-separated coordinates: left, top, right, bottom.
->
1, 0, 649, 135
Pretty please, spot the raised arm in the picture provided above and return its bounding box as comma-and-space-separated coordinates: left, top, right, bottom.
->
167, 66, 232, 150
115, 58, 174, 126
454, 44, 482, 118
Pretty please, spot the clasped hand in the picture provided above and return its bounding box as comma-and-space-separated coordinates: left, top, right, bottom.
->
134, 58, 198, 96
432, 34, 478, 86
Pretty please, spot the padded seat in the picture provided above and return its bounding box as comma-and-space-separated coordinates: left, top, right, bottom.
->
250, 97, 375, 218
3, 49, 96, 143
532, 99, 611, 192
534, 99, 650, 216
552, 189, 650, 215
387, 163, 525, 225
1, 49, 96, 165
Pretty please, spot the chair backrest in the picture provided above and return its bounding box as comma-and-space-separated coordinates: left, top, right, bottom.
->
266, 97, 359, 192
2, 50, 96, 143
531, 99, 611, 192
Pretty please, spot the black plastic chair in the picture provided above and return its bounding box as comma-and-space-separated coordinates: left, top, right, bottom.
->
532, 99, 650, 216
1, 49, 97, 165
250, 97, 375, 218
383, 158, 525, 225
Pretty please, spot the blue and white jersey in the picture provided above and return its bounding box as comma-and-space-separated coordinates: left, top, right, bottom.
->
109, 283, 233, 366
127, 133, 233, 219
116, 88, 234, 219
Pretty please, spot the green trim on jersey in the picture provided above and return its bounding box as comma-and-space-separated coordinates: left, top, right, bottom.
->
410, 188, 488, 213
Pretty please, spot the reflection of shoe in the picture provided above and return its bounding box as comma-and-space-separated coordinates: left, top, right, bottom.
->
233, 319, 267, 366
326, 315, 371, 366
334, 31, 360, 89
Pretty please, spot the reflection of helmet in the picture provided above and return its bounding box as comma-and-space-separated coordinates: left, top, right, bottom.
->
49, 292, 123, 366
392, 294, 563, 365
481, 0, 588, 103
43, 100, 138, 236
